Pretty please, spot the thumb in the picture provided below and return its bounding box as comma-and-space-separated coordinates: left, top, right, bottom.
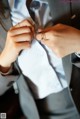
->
35, 32, 43, 41
34, 28, 43, 40
35, 31, 49, 42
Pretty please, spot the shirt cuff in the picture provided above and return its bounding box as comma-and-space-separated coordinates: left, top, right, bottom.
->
0, 64, 13, 76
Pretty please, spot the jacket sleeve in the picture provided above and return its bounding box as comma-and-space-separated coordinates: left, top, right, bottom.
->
0, 62, 20, 95
71, 53, 80, 68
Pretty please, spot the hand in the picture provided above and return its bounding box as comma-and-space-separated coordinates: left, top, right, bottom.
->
36, 24, 80, 58
0, 19, 34, 67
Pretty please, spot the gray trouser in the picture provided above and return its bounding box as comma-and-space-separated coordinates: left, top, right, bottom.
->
17, 76, 80, 119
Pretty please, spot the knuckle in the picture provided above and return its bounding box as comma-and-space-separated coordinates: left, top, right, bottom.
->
25, 20, 29, 25
22, 19, 26, 23
56, 23, 62, 27
8, 28, 14, 37
25, 19, 28, 22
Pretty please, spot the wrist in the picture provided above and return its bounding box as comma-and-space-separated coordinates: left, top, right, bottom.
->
0, 65, 11, 74
0, 57, 12, 73
0, 55, 12, 68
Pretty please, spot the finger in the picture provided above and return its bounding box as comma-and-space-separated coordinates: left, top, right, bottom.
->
16, 41, 31, 51
37, 27, 51, 33
13, 33, 33, 42
41, 39, 49, 46
27, 18, 35, 26
36, 24, 64, 33
10, 26, 32, 36
36, 32, 49, 41
22, 19, 34, 32
11, 19, 34, 31
17, 19, 33, 27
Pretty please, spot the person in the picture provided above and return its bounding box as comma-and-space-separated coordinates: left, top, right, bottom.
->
0, 0, 80, 119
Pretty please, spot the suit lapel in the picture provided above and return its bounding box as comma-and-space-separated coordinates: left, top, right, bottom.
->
62, 55, 72, 85
47, 0, 71, 25
0, 0, 12, 51
1, 0, 12, 30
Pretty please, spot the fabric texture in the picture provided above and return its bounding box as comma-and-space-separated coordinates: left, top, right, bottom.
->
9, 0, 68, 99
0, 0, 80, 119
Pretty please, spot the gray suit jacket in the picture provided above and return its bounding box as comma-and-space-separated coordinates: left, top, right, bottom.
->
0, 0, 80, 119
0, 1, 40, 119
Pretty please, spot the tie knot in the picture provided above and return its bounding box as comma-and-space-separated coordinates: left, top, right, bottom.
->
30, 1, 40, 10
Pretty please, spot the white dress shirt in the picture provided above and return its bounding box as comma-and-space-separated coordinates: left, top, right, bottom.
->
8, 0, 68, 99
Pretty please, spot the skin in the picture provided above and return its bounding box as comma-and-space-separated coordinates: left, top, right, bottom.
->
0, 21, 80, 72
36, 24, 80, 58
0, 19, 34, 72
